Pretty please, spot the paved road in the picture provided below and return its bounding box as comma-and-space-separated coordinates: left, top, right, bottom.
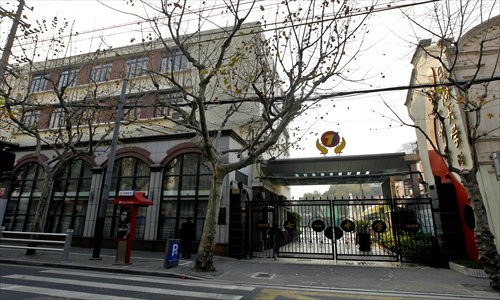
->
1, 263, 498, 300
1, 264, 256, 300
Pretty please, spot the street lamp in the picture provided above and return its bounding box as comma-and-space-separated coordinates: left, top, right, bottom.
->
91, 78, 128, 259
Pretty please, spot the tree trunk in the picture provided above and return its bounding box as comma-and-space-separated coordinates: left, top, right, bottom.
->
462, 172, 500, 290
192, 170, 224, 272
26, 170, 54, 255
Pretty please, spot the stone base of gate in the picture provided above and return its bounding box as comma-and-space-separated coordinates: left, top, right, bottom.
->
449, 261, 488, 278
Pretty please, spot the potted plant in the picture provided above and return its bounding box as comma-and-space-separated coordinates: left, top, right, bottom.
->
355, 220, 371, 251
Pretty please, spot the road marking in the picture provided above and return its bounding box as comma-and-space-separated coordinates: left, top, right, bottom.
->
3, 274, 243, 300
1, 284, 146, 300
40, 269, 255, 291
251, 287, 498, 300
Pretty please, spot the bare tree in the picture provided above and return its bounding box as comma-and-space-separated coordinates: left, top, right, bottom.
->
403, 0, 499, 289
0, 15, 139, 239
113, 0, 375, 272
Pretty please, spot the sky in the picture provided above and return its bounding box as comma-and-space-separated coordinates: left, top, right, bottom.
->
2, 0, 497, 197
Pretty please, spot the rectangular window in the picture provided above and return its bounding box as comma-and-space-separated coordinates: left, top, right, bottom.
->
123, 96, 140, 120
90, 62, 112, 82
235, 171, 249, 186
154, 90, 184, 118
49, 107, 64, 129
58, 69, 78, 89
30, 75, 48, 93
126, 56, 148, 78
160, 49, 188, 73
22, 110, 40, 128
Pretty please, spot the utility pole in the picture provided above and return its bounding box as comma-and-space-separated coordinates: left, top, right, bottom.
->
91, 78, 128, 259
0, 0, 25, 81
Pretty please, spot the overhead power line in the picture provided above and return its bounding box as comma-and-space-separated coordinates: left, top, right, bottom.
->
10, 0, 437, 51
5, 76, 499, 110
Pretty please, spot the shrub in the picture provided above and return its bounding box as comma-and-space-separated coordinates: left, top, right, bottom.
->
380, 231, 438, 256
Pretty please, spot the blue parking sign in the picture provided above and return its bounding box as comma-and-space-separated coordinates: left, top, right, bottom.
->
164, 239, 180, 268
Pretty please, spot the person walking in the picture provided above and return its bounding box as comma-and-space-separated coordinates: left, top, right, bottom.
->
179, 217, 195, 259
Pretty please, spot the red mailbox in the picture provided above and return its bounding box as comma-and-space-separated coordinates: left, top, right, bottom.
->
113, 191, 152, 265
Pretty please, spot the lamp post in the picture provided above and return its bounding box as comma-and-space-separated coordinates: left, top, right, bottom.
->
91, 78, 128, 259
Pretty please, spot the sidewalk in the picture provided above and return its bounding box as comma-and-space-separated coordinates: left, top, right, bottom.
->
1, 246, 499, 299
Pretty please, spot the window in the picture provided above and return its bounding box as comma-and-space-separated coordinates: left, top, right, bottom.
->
90, 62, 112, 82
235, 171, 248, 186
46, 159, 92, 236
22, 110, 40, 128
158, 153, 211, 240
49, 108, 64, 129
58, 69, 78, 89
160, 49, 188, 73
103, 157, 150, 239
126, 56, 148, 78
154, 90, 184, 118
3, 163, 46, 231
30, 74, 48, 93
123, 96, 141, 121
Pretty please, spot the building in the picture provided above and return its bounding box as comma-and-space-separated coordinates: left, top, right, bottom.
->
0, 22, 289, 255
405, 16, 500, 260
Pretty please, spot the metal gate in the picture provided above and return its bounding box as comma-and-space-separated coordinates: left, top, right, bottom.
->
246, 197, 440, 264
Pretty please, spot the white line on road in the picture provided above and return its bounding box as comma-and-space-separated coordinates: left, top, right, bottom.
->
3, 274, 243, 300
1, 284, 146, 300
40, 269, 255, 291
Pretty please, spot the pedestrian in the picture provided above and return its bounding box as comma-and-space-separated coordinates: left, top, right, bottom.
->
179, 217, 195, 259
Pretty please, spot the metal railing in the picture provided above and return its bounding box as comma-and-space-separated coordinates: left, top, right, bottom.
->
0, 227, 73, 261
246, 197, 441, 265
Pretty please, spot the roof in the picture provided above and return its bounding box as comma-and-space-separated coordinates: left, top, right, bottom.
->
260, 152, 419, 185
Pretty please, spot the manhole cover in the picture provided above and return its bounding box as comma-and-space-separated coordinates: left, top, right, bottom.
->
251, 272, 275, 279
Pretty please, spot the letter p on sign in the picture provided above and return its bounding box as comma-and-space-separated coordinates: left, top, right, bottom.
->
172, 244, 178, 256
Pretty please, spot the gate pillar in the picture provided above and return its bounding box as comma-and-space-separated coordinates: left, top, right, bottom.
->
381, 176, 396, 198
228, 183, 245, 259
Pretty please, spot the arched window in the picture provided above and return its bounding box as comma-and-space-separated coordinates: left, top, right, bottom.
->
103, 157, 150, 239
3, 163, 46, 231
158, 153, 211, 240
46, 159, 92, 236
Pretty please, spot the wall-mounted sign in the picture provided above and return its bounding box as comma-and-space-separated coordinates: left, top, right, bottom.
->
402, 221, 421, 234
316, 131, 346, 155
340, 219, 355, 232
283, 219, 297, 232
371, 220, 387, 233
311, 219, 326, 232
118, 190, 135, 196
429, 65, 470, 167
257, 221, 270, 231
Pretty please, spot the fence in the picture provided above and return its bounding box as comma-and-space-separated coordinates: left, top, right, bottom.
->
0, 227, 73, 261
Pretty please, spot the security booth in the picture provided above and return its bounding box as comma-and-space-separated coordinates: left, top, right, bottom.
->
113, 191, 152, 265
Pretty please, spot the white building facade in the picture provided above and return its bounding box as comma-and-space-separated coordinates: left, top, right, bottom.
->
1, 23, 289, 254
